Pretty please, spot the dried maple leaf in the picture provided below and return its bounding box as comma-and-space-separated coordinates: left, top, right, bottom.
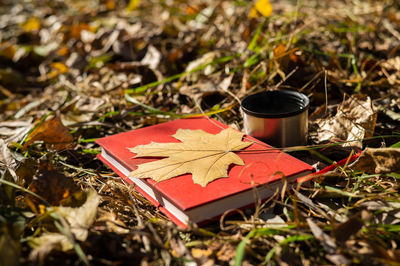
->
128, 128, 252, 187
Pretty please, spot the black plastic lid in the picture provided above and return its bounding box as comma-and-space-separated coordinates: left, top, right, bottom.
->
241, 90, 310, 118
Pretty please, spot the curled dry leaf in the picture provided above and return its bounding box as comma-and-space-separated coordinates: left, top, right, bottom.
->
56, 189, 100, 241
349, 147, 400, 174
29, 190, 99, 261
23, 116, 74, 151
313, 95, 377, 148
29, 233, 74, 262
129, 128, 252, 187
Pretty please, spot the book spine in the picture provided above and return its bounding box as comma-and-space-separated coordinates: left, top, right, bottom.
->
97, 154, 188, 228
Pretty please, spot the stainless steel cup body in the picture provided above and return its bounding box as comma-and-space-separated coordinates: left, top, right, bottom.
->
241, 90, 309, 147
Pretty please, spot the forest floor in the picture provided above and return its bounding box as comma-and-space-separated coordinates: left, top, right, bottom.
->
1, 0, 400, 265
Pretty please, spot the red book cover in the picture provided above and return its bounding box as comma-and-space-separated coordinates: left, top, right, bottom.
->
96, 116, 314, 226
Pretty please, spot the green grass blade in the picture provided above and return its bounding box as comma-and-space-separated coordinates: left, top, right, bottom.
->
234, 233, 251, 266
125, 55, 234, 94
248, 18, 266, 52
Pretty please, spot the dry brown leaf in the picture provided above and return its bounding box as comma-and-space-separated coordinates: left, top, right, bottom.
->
129, 128, 252, 187
27, 161, 81, 207
334, 210, 371, 244
29, 190, 99, 261
23, 116, 74, 151
349, 148, 400, 174
56, 189, 100, 241
313, 94, 377, 148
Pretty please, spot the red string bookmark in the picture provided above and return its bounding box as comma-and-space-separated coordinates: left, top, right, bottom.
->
297, 151, 362, 183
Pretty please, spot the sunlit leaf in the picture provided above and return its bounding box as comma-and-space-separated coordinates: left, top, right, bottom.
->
313, 94, 377, 148
129, 128, 252, 187
23, 115, 74, 151
46, 62, 69, 79
56, 189, 100, 241
249, 0, 273, 18
29, 190, 98, 262
126, 0, 140, 11
22, 17, 40, 32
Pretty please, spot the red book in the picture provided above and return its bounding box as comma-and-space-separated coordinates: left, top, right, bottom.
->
96, 117, 314, 228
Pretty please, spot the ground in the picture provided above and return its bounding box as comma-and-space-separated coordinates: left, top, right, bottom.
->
1, 0, 400, 265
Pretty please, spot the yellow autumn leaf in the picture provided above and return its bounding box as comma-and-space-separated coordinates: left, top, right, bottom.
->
22, 17, 40, 32
126, 0, 140, 11
128, 128, 252, 187
47, 62, 69, 79
249, 0, 273, 18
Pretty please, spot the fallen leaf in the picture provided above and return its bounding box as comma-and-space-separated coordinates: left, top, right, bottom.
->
28, 190, 99, 261
56, 189, 100, 241
126, 0, 140, 11
21, 17, 40, 32
349, 148, 400, 174
249, 0, 273, 18
312, 94, 377, 148
334, 210, 371, 243
129, 128, 252, 187
23, 115, 74, 151
29, 233, 73, 262
27, 161, 81, 207
47, 62, 69, 78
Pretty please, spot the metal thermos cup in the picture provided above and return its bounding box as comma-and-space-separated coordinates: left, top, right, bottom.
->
241, 90, 309, 147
